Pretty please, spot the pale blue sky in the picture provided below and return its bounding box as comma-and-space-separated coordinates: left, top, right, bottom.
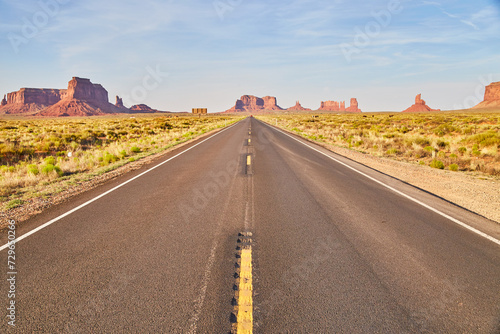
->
0, 0, 499, 112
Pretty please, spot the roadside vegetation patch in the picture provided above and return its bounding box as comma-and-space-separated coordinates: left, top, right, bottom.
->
257, 112, 500, 177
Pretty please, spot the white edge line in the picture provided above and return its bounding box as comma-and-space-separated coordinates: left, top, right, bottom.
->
263, 121, 500, 247
0, 121, 242, 252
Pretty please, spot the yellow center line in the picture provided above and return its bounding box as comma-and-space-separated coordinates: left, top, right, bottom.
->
248, 138, 251, 144
247, 155, 252, 166
237, 246, 253, 333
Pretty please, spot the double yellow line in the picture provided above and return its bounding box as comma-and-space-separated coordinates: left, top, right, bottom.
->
237, 245, 253, 333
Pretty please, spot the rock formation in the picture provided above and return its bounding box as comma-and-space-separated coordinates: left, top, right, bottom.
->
129, 104, 160, 113
0, 88, 65, 114
262, 96, 282, 110
402, 94, 440, 112
6, 88, 65, 105
286, 101, 311, 111
0, 77, 121, 116
0, 77, 174, 116
319, 101, 343, 111
319, 98, 361, 112
115, 96, 126, 109
41, 77, 123, 117
346, 98, 362, 113
64, 78, 108, 102
473, 81, 500, 108
225, 95, 283, 112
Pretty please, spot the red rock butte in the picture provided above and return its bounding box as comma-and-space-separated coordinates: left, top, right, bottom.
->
0, 77, 167, 116
286, 101, 311, 111
319, 98, 362, 112
41, 77, 123, 117
402, 94, 440, 113
473, 81, 500, 109
225, 95, 283, 112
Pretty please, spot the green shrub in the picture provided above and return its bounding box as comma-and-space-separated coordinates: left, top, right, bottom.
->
6, 199, 24, 209
430, 159, 444, 169
481, 136, 500, 147
434, 124, 456, 136
44, 156, 55, 165
28, 164, 39, 175
414, 137, 430, 147
458, 147, 467, 154
54, 166, 63, 176
436, 140, 448, 149
467, 131, 500, 147
449, 164, 459, 171
101, 153, 118, 165
41, 164, 55, 174
130, 146, 141, 153
424, 146, 435, 153
400, 126, 410, 134
386, 148, 399, 155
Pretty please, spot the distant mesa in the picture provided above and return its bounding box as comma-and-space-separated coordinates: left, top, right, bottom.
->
473, 81, 500, 109
286, 101, 311, 111
319, 98, 362, 112
2, 88, 65, 114
1, 95, 7, 106
224, 95, 362, 113
225, 95, 283, 112
0, 77, 170, 117
402, 94, 440, 113
129, 104, 164, 113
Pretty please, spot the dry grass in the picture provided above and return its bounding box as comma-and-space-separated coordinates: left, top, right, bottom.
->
0, 114, 243, 209
257, 112, 500, 177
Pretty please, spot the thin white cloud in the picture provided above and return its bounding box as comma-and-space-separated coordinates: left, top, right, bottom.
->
442, 11, 479, 29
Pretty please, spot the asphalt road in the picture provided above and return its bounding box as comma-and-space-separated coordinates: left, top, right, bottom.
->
1, 117, 499, 333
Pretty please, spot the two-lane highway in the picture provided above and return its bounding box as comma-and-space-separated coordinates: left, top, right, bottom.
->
1, 117, 499, 333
